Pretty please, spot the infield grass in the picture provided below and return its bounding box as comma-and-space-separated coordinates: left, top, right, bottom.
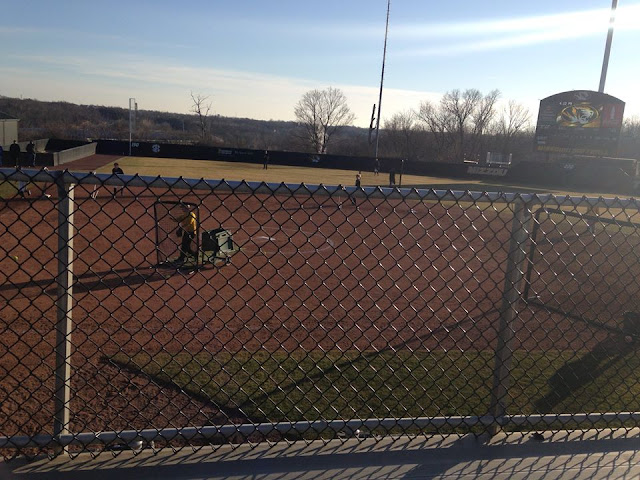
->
110, 347, 640, 429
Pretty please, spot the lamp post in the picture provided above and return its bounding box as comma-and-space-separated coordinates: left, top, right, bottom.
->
129, 98, 137, 156
598, 0, 618, 93
374, 0, 391, 162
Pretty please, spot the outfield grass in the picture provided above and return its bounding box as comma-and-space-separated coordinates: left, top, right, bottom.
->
0, 156, 625, 199
110, 347, 640, 428
96, 157, 620, 197
0, 181, 18, 198
97, 157, 479, 191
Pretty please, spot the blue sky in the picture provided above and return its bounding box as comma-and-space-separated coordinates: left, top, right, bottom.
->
1, 0, 639, 127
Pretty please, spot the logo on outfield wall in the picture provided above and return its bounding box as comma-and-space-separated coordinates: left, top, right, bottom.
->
467, 166, 508, 177
152, 144, 161, 153
534, 90, 625, 157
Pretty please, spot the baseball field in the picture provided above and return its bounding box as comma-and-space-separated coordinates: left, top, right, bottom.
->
2, 154, 640, 454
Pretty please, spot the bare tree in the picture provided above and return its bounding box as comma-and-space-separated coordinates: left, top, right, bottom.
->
416, 100, 457, 161
417, 89, 504, 162
190, 91, 212, 143
619, 116, 640, 159
294, 87, 355, 153
497, 100, 531, 154
442, 89, 482, 160
383, 110, 418, 159
468, 90, 501, 160
623, 116, 640, 138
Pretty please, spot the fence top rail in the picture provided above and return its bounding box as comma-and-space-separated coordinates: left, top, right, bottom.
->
1, 167, 639, 208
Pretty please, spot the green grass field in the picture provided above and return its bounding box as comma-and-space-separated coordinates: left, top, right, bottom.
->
0, 181, 18, 198
0, 156, 626, 199
110, 347, 640, 430
97, 156, 619, 197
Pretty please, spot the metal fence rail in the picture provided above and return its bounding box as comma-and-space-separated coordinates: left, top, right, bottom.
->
1, 168, 640, 459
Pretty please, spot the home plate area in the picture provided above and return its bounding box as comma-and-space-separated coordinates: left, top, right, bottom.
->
238, 225, 335, 256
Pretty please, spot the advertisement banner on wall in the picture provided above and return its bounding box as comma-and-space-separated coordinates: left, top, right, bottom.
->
534, 90, 625, 157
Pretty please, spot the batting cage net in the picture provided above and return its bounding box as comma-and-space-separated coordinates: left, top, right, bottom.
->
3, 168, 640, 462
524, 207, 640, 336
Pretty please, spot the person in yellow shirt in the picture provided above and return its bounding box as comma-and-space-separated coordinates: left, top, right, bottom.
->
176, 210, 198, 262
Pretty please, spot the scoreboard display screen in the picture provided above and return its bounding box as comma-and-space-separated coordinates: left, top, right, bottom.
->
534, 90, 625, 157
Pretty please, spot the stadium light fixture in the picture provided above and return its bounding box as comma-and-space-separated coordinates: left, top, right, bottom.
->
374, 0, 391, 162
129, 98, 137, 156
598, 0, 618, 93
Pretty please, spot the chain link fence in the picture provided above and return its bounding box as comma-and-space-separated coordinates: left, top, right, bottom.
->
2, 168, 640, 460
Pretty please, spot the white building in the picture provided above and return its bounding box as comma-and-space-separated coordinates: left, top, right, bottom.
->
0, 111, 19, 148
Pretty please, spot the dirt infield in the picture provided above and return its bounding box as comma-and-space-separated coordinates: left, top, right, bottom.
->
1, 181, 639, 446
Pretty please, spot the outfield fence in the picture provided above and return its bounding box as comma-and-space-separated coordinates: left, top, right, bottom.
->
2, 168, 640, 460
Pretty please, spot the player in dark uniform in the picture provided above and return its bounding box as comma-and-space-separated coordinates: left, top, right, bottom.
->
112, 162, 124, 196
9, 140, 20, 167
351, 173, 361, 205
26, 141, 36, 167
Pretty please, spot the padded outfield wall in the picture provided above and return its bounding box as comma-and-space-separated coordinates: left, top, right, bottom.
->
95, 139, 637, 195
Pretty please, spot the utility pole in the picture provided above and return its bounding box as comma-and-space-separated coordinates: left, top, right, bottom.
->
598, 0, 618, 93
374, 0, 391, 162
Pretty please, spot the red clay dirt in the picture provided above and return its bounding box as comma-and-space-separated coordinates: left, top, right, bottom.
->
1, 166, 638, 453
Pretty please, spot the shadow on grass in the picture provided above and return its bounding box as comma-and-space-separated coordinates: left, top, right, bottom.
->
533, 336, 637, 414
103, 354, 257, 423
104, 310, 502, 431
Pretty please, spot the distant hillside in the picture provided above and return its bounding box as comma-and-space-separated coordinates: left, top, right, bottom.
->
3, 95, 638, 161
0, 96, 372, 156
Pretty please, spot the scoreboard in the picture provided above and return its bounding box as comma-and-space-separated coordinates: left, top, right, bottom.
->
534, 90, 625, 157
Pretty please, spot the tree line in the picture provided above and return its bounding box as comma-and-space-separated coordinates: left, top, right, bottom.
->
1, 89, 639, 162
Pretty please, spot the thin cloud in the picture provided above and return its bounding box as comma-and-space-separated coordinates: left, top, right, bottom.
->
391, 4, 640, 56
399, 27, 595, 57
8, 53, 317, 97
0, 26, 41, 34
295, 4, 640, 40
395, 8, 608, 37
0, 26, 192, 50
0, 53, 442, 127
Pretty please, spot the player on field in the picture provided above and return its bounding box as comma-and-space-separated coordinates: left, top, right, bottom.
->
176, 210, 198, 263
351, 173, 361, 205
112, 162, 124, 196
26, 141, 36, 167
9, 140, 20, 167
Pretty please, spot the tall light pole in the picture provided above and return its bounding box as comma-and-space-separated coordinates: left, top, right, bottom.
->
129, 98, 137, 156
598, 0, 618, 93
374, 0, 391, 162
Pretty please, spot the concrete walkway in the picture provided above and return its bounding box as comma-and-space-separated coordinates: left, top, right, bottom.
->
5, 428, 640, 479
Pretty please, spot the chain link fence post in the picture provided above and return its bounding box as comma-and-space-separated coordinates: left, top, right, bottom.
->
489, 197, 533, 435
53, 178, 74, 453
